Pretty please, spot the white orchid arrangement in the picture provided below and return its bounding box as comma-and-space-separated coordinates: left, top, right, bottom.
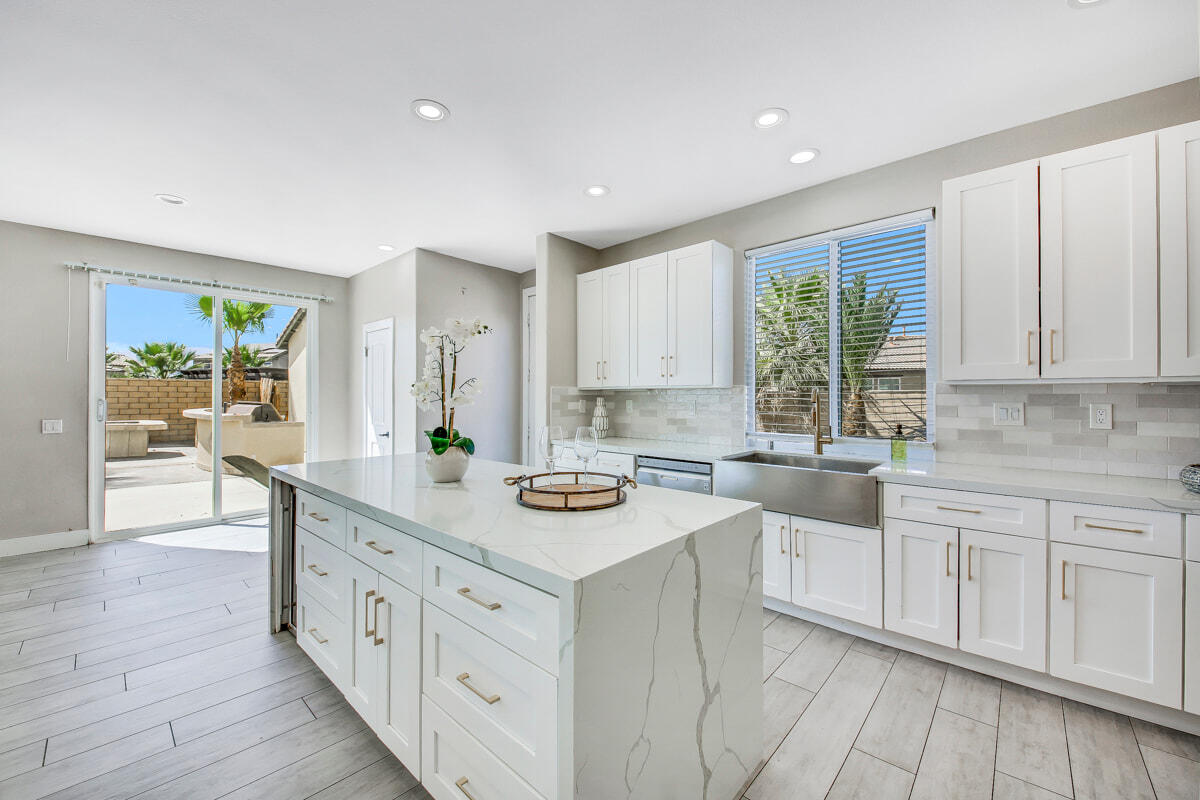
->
411, 317, 491, 455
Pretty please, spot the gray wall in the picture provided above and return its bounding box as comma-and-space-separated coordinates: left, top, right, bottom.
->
592, 79, 1200, 382
534, 234, 599, 433
0, 219, 350, 542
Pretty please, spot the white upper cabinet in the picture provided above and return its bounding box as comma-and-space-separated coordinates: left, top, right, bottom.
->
940, 161, 1041, 381
1040, 132, 1159, 379
628, 253, 669, 387
1159, 119, 1200, 377
576, 271, 604, 389
602, 264, 631, 386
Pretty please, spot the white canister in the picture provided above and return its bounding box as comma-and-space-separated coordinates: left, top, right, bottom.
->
591, 397, 610, 439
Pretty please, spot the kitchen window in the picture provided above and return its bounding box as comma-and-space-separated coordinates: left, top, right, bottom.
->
746, 209, 933, 443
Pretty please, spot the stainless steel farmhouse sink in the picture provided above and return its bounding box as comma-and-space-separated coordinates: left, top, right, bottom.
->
713, 450, 882, 528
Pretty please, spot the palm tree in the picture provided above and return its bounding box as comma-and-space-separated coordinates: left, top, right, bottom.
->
126, 342, 197, 379
754, 269, 828, 433
222, 344, 269, 369
189, 297, 274, 402
839, 273, 901, 437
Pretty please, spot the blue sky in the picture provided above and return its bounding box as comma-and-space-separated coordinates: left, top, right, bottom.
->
106, 285, 299, 355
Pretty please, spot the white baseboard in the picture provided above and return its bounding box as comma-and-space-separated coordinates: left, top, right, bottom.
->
0, 530, 90, 558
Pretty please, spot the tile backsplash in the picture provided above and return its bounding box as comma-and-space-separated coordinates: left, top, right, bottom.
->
936, 383, 1200, 479
550, 386, 745, 448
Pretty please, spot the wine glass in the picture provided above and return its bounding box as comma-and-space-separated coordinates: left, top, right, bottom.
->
538, 426, 565, 484
575, 427, 599, 487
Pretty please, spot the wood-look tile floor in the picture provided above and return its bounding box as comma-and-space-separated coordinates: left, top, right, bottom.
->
0, 521, 1196, 800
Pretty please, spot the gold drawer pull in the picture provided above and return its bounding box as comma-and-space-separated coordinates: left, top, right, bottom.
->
307, 512, 330, 523
1026, 330, 1035, 366
364, 589, 377, 637
365, 540, 394, 555
1061, 560, 1068, 600
455, 777, 477, 800
458, 586, 501, 611
373, 596, 385, 646
967, 544, 973, 581
456, 672, 501, 704
946, 541, 952, 577
793, 528, 802, 559
307, 627, 328, 644
936, 504, 982, 514
306, 563, 328, 577
1084, 522, 1144, 535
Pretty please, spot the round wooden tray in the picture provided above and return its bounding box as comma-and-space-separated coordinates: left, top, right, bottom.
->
503, 471, 637, 511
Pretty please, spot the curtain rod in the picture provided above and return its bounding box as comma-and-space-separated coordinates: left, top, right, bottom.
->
64, 261, 332, 303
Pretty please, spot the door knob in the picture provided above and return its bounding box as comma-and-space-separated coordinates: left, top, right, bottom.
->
378, 432, 390, 438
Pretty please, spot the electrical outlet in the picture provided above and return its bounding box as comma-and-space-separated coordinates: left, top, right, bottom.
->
992, 403, 1024, 427
625, 399, 633, 412
1089, 403, 1113, 430
41, 419, 63, 434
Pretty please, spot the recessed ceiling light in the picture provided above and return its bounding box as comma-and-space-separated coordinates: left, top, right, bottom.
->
753, 108, 789, 129
155, 193, 187, 205
410, 99, 449, 121
377, 244, 395, 252
788, 148, 820, 165
584, 185, 610, 197
1067, 0, 1104, 6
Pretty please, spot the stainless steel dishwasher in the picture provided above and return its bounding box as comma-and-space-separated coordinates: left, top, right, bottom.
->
635, 456, 713, 494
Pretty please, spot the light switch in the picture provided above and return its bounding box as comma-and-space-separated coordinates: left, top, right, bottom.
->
41, 419, 63, 434
992, 403, 1024, 427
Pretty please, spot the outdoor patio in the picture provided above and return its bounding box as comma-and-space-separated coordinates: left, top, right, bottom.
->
104, 445, 268, 532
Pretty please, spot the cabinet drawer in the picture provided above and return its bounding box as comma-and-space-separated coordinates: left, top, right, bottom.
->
296, 589, 348, 688
1187, 516, 1199, 562
296, 529, 346, 620
883, 484, 1046, 539
421, 696, 544, 800
295, 490, 347, 548
348, 512, 422, 594
1049, 502, 1182, 557
423, 545, 560, 676
423, 603, 557, 797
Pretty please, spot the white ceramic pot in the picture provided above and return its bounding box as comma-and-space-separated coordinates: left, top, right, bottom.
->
426, 447, 470, 482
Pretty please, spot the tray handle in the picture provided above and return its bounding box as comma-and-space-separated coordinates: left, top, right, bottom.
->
503, 475, 526, 486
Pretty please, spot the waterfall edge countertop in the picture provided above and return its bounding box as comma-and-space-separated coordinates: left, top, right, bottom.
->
270, 452, 760, 595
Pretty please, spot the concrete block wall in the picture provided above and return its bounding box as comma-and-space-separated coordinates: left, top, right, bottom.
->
105, 378, 290, 444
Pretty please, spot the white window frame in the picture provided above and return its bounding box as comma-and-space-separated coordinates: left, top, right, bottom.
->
744, 208, 937, 447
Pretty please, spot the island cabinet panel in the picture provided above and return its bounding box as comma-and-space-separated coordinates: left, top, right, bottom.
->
958, 528, 1047, 672
1186, 561, 1200, 714
790, 516, 882, 627
422, 696, 542, 800
296, 590, 349, 688
423, 602, 558, 798
423, 545, 560, 675
1050, 542, 1183, 707
348, 511, 423, 593
295, 489, 347, 547
296, 528, 346, 621
762, 511, 791, 602
883, 518, 959, 648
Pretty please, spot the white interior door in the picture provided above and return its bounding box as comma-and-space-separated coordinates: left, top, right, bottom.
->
363, 319, 394, 457
629, 253, 668, 387
883, 518, 958, 648
940, 161, 1041, 380
667, 242, 714, 386
959, 528, 1046, 672
1160, 119, 1200, 377
762, 511, 791, 602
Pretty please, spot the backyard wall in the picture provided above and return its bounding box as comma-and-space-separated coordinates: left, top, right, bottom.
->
105, 378, 290, 444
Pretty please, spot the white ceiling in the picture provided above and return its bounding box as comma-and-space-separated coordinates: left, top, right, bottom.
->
0, 1, 1195, 277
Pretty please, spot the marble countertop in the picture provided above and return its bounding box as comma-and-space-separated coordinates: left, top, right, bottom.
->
871, 459, 1200, 514
271, 453, 760, 595
594, 436, 740, 463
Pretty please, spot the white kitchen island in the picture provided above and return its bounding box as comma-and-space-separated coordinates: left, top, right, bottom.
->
268, 453, 763, 800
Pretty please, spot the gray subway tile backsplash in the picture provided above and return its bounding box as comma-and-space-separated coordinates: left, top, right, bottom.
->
550, 385, 745, 449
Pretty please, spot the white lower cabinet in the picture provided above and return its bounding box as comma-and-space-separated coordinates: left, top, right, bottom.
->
883, 519, 958, 648
958, 529, 1046, 672
791, 517, 882, 627
422, 696, 542, 800
762, 511, 791, 602
1049, 542, 1183, 708
1186, 561, 1200, 714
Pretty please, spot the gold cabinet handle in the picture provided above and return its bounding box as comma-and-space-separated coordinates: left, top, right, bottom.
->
1049, 329, 1058, 364
364, 589, 377, 638
458, 586, 501, 611
307, 512, 329, 523
779, 525, 785, 555
793, 528, 802, 559
660, 356, 666, 377
456, 672, 501, 704
1027, 330, 1035, 366
967, 544, 973, 581
936, 504, 982, 514
1083, 522, 1145, 535
668, 354, 674, 377
602, 360, 607, 379
596, 360, 601, 381
1061, 560, 1068, 600
455, 777, 477, 800
373, 596, 385, 646
945, 541, 952, 577
306, 563, 328, 577
365, 540, 394, 555
307, 627, 328, 644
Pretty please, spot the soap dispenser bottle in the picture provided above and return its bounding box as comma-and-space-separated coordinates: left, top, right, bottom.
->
890, 424, 907, 465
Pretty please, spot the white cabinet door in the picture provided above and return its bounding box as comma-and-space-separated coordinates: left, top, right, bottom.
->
1186, 561, 1200, 714
576, 271, 604, 389
1049, 543, 1183, 707
375, 574, 421, 777
1159, 120, 1200, 376
629, 253, 668, 387
762, 511, 791, 602
791, 516, 883, 627
1040, 133, 1158, 379
667, 242, 714, 386
602, 263, 630, 386
883, 518, 958, 648
940, 161, 1041, 381
345, 556, 382, 721
959, 529, 1046, 672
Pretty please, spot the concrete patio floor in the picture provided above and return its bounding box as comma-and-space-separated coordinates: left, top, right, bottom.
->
105, 445, 268, 533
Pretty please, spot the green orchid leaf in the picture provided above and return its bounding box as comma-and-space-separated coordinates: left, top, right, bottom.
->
452, 437, 475, 456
